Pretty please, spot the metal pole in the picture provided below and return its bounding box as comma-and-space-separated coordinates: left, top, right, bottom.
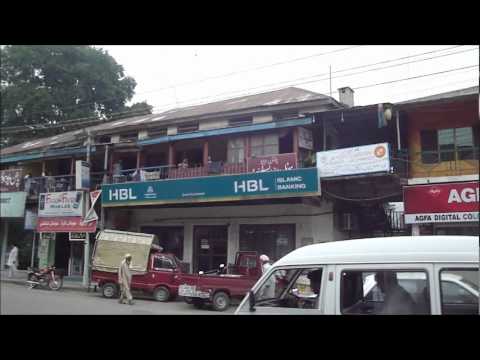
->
30, 232, 36, 268
83, 131, 92, 287
396, 110, 401, 151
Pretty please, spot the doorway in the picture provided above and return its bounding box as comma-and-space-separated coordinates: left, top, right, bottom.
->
54, 233, 70, 272
193, 225, 228, 272
69, 242, 84, 276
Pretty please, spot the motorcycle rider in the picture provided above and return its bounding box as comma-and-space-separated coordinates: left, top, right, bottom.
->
118, 253, 134, 305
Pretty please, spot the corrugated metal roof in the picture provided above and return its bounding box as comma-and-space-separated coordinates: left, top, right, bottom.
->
396, 86, 478, 105
1, 87, 339, 157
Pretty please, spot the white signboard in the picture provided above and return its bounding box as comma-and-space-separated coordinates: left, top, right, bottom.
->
0, 191, 26, 217
316, 143, 390, 178
404, 212, 479, 224
69, 232, 87, 241
76, 160, 90, 190
38, 191, 85, 217
298, 127, 313, 150
24, 209, 38, 230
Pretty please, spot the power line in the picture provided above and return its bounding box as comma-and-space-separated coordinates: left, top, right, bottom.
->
2, 45, 469, 120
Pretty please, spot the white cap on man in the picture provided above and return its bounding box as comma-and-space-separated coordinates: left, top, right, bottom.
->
260, 254, 270, 263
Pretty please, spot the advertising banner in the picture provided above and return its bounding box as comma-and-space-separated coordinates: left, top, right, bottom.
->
38, 191, 84, 217
247, 153, 297, 173
404, 181, 479, 224
102, 167, 320, 207
24, 209, 38, 230
0, 169, 23, 192
316, 143, 390, 178
76, 160, 90, 190
37, 216, 97, 233
298, 127, 313, 150
83, 190, 102, 222
0, 191, 27, 218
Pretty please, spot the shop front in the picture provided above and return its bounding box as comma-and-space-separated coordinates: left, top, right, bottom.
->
404, 181, 479, 236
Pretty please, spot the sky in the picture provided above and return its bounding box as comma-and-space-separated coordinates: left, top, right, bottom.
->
99, 45, 479, 113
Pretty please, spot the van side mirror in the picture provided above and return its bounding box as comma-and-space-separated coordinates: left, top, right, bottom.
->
249, 290, 256, 312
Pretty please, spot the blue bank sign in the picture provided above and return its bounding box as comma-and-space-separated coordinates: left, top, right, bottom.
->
102, 168, 320, 207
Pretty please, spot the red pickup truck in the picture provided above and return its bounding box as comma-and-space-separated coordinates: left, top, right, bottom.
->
179, 251, 263, 311
91, 230, 188, 302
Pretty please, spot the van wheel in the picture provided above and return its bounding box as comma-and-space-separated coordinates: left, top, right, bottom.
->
212, 291, 230, 311
102, 283, 118, 298
192, 299, 205, 309
153, 286, 170, 302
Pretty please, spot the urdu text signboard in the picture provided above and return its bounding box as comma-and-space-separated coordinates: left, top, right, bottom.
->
37, 217, 97, 233
247, 153, 297, 173
38, 191, 84, 217
316, 143, 390, 178
404, 182, 479, 224
0, 191, 27, 218
102, 167, 320, 207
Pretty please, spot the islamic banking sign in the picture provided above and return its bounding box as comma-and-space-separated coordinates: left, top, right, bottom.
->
404, 182, 479, 224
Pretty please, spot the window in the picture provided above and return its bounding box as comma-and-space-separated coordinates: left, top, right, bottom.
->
250, 133, 279, 157
177, 121, 199, 134
119, 132, 138, 142
255, 267, 323, 310
227, 138, 245, 164
228, 116, 252, 127
420, 127, 477, 163
153, 255, 175, 270
440, 269, 478, 315
273, 110, 298, 121
147, 127, 167, 138
341, 270, 431, 315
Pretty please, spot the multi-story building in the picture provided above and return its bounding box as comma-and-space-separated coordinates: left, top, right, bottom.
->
398, 86, 479, 236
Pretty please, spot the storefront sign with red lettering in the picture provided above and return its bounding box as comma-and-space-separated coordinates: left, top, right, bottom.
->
404, 181, 479, 224
247, 153, 297, 173
37, 216, 97, 233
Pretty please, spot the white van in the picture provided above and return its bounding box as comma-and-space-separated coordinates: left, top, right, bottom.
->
235, 236, 479, 315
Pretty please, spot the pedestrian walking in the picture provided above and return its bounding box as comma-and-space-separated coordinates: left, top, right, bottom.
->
7, 244, 19, 278
118, 253, 134, 305
259, 254, 275, 299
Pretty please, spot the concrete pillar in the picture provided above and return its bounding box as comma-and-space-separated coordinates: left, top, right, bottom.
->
227, 221, 239, 265
203, 140, 209, 166
183, 223, 193, 271
293, 128, 299, 161
168, 143, 175, 166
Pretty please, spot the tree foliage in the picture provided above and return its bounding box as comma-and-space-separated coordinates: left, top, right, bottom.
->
0, 45, 151, 147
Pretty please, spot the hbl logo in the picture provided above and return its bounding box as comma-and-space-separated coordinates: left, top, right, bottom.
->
109, 188, 137, 201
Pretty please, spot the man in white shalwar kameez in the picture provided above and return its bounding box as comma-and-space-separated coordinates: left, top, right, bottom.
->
118, 254, 134, 305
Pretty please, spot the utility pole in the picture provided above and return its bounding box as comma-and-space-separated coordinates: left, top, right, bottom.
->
100, 144, 109, 231
83, 130, 92, 287
329, 65, 332, 97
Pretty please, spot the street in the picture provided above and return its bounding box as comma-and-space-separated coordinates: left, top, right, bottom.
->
0, 282, 236, 315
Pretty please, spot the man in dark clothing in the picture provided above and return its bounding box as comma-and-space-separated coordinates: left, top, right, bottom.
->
375, 272, 416, 314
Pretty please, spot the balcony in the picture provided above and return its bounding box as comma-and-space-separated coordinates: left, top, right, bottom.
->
409, 147, 479, 178
24, 175, 75, 198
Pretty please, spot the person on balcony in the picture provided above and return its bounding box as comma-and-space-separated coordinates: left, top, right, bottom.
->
179, 157, 189, 169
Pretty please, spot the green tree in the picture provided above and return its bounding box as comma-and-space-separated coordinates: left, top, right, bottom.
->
0, 45, 151, 147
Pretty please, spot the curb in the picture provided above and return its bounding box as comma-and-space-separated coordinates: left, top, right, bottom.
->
1, 279, 93, 292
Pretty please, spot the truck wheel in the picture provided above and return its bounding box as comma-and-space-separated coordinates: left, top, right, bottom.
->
212, 291, 230, 311
102, 283, 118, 299
153, 286, 170, 302
192, 299, 205, 309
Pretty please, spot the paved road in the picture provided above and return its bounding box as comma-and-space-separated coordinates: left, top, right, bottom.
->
1, 282, 236, 315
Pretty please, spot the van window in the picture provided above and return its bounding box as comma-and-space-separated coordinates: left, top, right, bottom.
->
341, 270, 431, 315
255, 268, 323, 309
440, 269, 479, 315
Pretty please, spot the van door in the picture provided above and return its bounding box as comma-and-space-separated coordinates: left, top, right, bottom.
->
149, 255, 176, 289
236, 266, 326, 314
433, 264, 479, 315
335, 264, 435, 315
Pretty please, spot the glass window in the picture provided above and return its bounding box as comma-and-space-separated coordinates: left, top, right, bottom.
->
251, 133, 279, 157
420, 130, 438, 164
341, 270, 431, 315
438, 128, 455, 162
440, 269, 479, 315
255, 267, 323, 310
456, 127, 474, 160
227, 138, 245, 164
153, 256, 175, 270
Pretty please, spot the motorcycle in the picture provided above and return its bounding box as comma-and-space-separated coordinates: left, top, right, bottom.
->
26, 266, 64, 291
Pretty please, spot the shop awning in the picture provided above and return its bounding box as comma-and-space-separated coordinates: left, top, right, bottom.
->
138, 116, 314, 146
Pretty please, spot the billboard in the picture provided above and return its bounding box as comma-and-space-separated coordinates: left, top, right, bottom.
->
404, 182, 479, 224
102, 167, 321, 207
247, 153, 297, 173
38, 191, 84, 217
75, 160, 90, 190
0, 169, 23, 192
316, 143, 390, 178
37, 217, 97, 233
0, 191, 27, 218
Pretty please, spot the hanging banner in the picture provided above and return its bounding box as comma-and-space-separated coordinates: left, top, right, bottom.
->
38, 191, 84, 217
76, 160, 90, 190
24, 209, 38, 230
37, 216, 97, 233
0, 191, 27, 217
247, 153, 297, 173
0, 169, 23, 192
84, 190, 101, 222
